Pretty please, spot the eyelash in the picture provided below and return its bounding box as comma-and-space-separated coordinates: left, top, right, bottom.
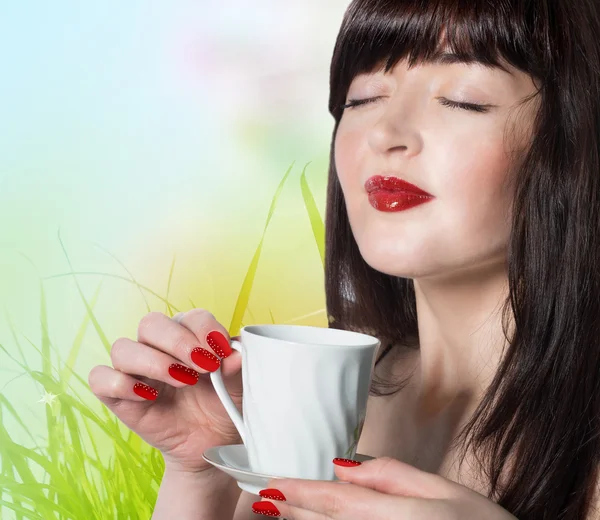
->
342, 96, 490, 113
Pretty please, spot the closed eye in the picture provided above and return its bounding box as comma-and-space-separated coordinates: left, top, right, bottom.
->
342, 96, 492, 113
437, 97, 491, 113
342, 97, 381, 109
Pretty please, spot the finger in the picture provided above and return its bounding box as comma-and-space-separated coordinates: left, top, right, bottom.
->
173, 309, 234, 358
136, 311, 226, 375
175, 312, 243, 396
88, 364, 161, 405
252, 498, 327, 520
332, 456, 456, 499
174, 310, 244, 391
111, 337, 201, 388
171, 311, 185, 323
173, 310, 242, 392
258, 479, 410, 520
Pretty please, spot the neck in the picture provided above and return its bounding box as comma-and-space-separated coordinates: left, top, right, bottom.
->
411, 260, 512, 421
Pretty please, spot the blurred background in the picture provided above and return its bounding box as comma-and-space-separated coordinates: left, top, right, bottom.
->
0, 1, 351, 517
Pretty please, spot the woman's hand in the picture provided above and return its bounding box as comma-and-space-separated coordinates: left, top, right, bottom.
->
252, 456, 517, 519
88, 309, 243, 475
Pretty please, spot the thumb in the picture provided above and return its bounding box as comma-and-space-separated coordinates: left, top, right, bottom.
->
219, 336, 243, 394
334, 456, 456, 500
220, 349, 242, 378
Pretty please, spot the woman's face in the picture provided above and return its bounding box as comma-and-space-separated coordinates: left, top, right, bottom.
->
334, 54, 540, 281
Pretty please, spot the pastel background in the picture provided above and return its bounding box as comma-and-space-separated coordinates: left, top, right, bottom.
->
0, 1, 351, 517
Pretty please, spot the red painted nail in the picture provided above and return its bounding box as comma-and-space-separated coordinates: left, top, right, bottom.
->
333, 457, 362, 467
206, 330, 232, 358
190, 347, 221, 372
168, 363, 200, 385
252, 501, 281, 517
133, 382, 158, 400
258, 488, 286, 501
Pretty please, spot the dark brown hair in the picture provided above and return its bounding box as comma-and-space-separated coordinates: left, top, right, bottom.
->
324, 0, 600, 518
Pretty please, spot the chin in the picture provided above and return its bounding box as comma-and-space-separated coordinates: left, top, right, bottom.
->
349, 217, 438, 277
357, 245, 424, 280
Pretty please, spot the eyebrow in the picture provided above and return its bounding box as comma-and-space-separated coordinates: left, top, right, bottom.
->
428, 52, 513, 76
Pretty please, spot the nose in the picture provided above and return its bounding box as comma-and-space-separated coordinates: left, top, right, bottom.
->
367, 101, 423, 158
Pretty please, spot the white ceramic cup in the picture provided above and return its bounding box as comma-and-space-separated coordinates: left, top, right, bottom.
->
209, 324, 380, 480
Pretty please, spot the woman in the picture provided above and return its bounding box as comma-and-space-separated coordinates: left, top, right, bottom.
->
88, 0, 600, 518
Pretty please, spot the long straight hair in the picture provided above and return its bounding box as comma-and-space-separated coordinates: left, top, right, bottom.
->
324, 0, 600, 518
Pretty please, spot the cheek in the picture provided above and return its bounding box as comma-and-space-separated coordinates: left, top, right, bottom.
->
452, 137, 513, 207
334, 125, 364, 184
436, 133, 515, 248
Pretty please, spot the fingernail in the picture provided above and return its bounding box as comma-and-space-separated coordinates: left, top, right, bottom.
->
190, 347, 221, 372
258, 488, 286, 501
206, 330, 232, 358
252, 501, 281, 517
168, 363, 200, 385
133, 382, 158, 400
333, 458, 362, 467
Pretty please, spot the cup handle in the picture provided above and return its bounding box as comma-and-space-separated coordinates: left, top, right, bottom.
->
209, 339, 247, 445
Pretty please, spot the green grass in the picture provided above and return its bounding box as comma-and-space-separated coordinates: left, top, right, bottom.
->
0, 162, 326, 519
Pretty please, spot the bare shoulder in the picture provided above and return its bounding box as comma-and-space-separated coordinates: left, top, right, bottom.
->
234, 490, 265, 519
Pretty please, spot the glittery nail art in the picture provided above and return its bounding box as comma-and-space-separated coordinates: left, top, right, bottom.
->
258, 489, 286, 501
333, 457, 362, 467
190, 347, 221, 372
133, 382, 158, 400
206, 330, 232, 358
252, 501, 281, 517
168, 363, 200, 385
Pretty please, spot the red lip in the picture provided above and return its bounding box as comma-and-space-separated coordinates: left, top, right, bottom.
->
365, 175, 434, 213
364, 175, 433, 197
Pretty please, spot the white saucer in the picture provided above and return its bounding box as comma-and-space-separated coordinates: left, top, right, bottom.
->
202, 444, 374, 495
